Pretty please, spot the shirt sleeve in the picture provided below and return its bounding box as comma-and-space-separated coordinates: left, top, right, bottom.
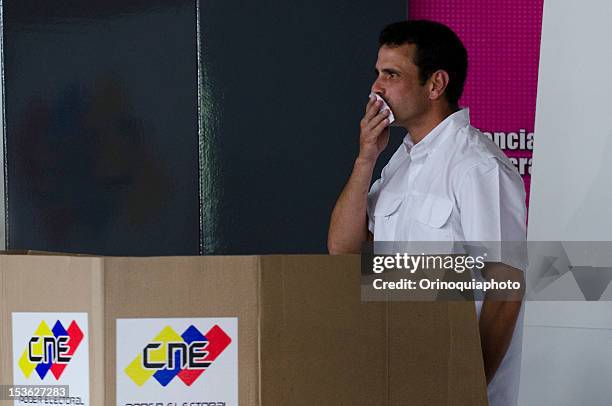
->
366, 178, 382, 234
457, 158, 528, 270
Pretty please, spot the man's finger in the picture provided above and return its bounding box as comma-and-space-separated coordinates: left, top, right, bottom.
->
366, 109, 390, 132
372, 116, 390, 134
364, 99, 382, 121
365, 95, 376, 113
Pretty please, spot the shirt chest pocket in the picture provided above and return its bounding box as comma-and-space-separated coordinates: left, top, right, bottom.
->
372, 191, 404, 240
407, 193, 454, 241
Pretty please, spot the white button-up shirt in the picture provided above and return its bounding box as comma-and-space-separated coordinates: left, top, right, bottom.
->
367, 108, 527, 406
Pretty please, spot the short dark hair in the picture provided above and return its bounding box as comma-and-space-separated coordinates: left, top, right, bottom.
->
379, 20, 468, 108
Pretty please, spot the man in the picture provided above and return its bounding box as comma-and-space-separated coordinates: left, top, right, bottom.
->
328, 20, 526, 406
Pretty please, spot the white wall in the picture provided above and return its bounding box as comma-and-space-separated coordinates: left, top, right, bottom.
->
521, 0, 612, 404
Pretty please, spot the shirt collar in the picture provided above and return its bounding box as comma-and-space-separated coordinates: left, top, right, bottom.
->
403, 108, 470, 157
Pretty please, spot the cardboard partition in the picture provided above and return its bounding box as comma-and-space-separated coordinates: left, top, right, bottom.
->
0, 254, 488, 405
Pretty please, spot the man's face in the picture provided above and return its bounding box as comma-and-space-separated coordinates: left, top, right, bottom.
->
371, 43, 430, 128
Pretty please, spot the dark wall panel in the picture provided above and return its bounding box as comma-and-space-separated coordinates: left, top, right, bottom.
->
198, 0, 406, 254
4, 1, 199, 255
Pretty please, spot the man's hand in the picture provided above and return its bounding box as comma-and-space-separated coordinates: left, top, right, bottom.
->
358, 95, 391, 163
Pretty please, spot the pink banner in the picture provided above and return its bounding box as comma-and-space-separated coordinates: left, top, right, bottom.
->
408, 0, 544, 205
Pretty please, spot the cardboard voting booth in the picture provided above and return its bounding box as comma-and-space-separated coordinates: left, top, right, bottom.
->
0, 254, 488, 405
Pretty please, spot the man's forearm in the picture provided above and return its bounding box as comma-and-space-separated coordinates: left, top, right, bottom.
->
479, 298, 522, 384
328, 157, 376, 254
329, 95, 390, 254
478, 263, 525, 384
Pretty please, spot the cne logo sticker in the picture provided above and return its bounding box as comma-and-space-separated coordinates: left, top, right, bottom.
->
125, 324, 231, 387
18, 320, 84, 380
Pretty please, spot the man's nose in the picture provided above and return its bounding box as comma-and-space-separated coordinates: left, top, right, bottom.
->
371, 79, 384, 96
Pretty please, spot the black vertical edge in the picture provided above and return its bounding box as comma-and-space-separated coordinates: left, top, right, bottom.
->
0, 0, 8, 250
196, 0, 203, 255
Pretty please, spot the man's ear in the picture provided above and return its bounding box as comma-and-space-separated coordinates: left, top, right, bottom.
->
428, 70, 450, 101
